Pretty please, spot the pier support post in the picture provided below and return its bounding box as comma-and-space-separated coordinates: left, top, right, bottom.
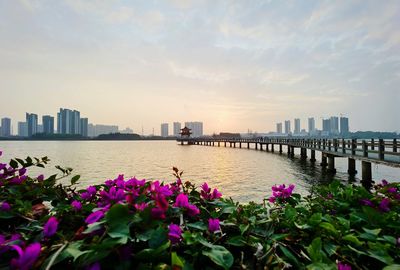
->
255, 143, 258, 150
239, 142, 242, 148
320, 154, 328, 167
290, 146, 295, 157
271, 144, 274, 152
279, 144, 282, 153
327, 154, 336, 173
218, 142, 220, 147
348, 158, 357, 175
287, 145, 291, 155
224, 142, 227, 147
300, 148, 307, 159
234, 142, 236, 148
247, 143, 250, 149
310, 150, 316, 162
362, 161, 372, 183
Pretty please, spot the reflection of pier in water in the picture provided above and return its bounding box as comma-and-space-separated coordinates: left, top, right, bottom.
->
177, 137, 399, 184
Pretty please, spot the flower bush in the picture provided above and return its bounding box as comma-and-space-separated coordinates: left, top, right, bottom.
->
0, 151, 399, 269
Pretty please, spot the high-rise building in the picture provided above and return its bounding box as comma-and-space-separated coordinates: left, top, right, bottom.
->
18, 122, 28, 137
57, 108, 81, 135
322, 119, 331, 133
284, 120, 291, 134
276, 123, 282, 134
88, 124, 118, 137
80, 118, 88, 137
340, 117, 349, 136
26, 113, 38, 137
330, 116, 339, 135
42, 115, 54, 134
173, 122, 181, 136
161, 123, 169, 137
308, 117, 315, 133
294, 118, 301, 134
0, 118, 11, 137
184, 122, 203, 137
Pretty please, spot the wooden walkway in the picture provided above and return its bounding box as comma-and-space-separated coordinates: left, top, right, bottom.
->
177, 137, 400, 182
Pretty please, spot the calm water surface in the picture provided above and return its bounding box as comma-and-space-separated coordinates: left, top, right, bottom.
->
1, 141, 399, 202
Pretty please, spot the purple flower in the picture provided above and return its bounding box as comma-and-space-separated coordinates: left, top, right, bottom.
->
268, 197, 276, 203
379, 198, 390, 212
168, 224, 182, 244
37, 174, 44, 181
211, 188, 222, 199
269, 184, 295, 202
186, 204, 200, 216
43, 217, 59, 238
100, 187, 125, 204
208, 218, 220, 232
71, 200, 82, 211
337, 262, 352, 270
174, 193, 190, 208
360, 199, 374, 207
11, 243, 41, 270
387, 187, 398, 194
18, 168, 27, 176
86, 262, 101, 270
81, 186, 97, 200
382, 180, 388, 186
85, 211, 104, 224
105, 179, 114, 187
151, 207, 166, 219
0, 201, 11, 211
134, 202, 148, 211
155, 194, 169, 211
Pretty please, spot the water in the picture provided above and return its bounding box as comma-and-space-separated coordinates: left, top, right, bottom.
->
1, 141, 399, 202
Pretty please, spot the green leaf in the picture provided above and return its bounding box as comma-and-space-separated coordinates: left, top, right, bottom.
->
308, 213, 322, 226
83, 221, 105, 234
135, 242, 170, 261
149, 227, 168, 249
9, 159, 18, 169
307, 237, 323, 262
105, 204, 131, 243
285, 206, 297, 221
202, 245, 233, 270
171, 252, 184, 268
368, 249, 394, 265
319, 222, 338, 235
239, 224, 249, 235
383, 265, 400, 270
71, 175, 80, 185
294, 222, 312, 230
137, 229, 155, 242
227, 235, 246, 247
342, 234, 364, 246
279, 245, 300, 267
64, 241, 90, 261
324, 242, 337, 257
362, 228, 381, 236
187, 221, 207, 231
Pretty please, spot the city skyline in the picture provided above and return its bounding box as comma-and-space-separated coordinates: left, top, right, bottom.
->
0, 1, 399, 133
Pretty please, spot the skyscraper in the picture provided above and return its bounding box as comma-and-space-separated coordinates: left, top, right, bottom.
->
80, 118, 88, 137
0, 117, 11, 137
308, 117, 315, 133
184, 122, 203, 137
18, 122, 28, 137
276, 123, 282, 134
57, 108, 81, 135
340, 117, 349, 136
330, 116, 339, 135
161, 123, 169, 137
173, 122, 181, 136
322, 119, 331, 133
284, 120, 291, 134
294, 118, 300, 134
26, 113, 38, 137
71, 110, 80, 135
42, 115, 54, 134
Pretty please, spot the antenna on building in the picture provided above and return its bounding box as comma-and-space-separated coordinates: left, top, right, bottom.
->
141, 125, 144, 136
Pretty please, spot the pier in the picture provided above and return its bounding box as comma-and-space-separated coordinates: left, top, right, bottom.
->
177, 137, 400, 183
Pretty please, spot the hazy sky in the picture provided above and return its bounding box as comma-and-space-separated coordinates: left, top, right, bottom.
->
0, 0, 399, 134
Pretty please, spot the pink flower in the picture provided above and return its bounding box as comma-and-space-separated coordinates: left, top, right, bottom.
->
151, 207, 166, 219
337, 261, 352, 270
212, 188, 222, 199
37, 174, 44, 181
85, 211, 104, 224
43, 217, 59, 238
71, 200, 82, 211
0, 201, 10, 211
11, 243, 41, 270
379, 198, 390, 212
168, 224, 182, 244
174, 193, 190, 208
155, 194, 169, 211
134, 202, 148, 211
382, 180, 388, 186
186, 204, 200, 216
208, 218, 220, 232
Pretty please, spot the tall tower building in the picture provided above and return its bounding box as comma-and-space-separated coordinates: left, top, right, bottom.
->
161, 123, 169, 137
340, 117, 349, 136
173, 122, 181, 136
276, 123, 282, 134
0, 117, 11, 137
284, 120, 291, 134
308, 117, 315, 133
322, 119, 331, 133
294, 118, 301, 134
26, 113, 38, 137
42, 115, 54, 134
18, 122, 28, 137
330, 116, 339, 135
80, 118, 89, 137
185, 122, 203, 137
71, 110, 81, 135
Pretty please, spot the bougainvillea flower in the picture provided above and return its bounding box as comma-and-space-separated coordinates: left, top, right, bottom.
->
43, 217, 59, 238
387, 187, 397, 193
211, 188, 222, 199
151, 207, 166, 219
100, 186, 125, 204
85, 211, 104, 224
0, 201, 11, 211
337, 261, 352, 270
378, 198, 390, 212
18, 168, 27, 176
208, 218, 220, 232
381, 180, 388, 186
11, 243, 41, 270
174, 193, 190, 208
360, 199, 374, 207
37, 174, 44, 181
71, 200, 82, 211
81, 186, 97, 200
155, 194, 169, 211
269, 184, 295, 202
168, 224, 182, 244
134, 202, 148, 211
86, 262, 101, 270
186, 204, 200, 216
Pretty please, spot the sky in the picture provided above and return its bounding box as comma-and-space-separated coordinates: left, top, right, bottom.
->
0, 0, 399, 135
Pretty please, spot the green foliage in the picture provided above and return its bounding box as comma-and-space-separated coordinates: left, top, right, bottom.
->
0, 153, 399, 269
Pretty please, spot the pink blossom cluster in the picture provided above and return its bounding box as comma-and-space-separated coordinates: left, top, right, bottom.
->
268, 184, 295, 203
